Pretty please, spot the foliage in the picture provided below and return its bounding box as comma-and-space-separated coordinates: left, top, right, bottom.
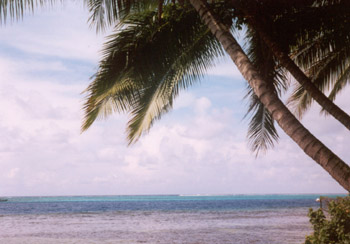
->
83, 0, 287, 154
85, 0, 156, 33
3, 0, 350, 156
276, 0, 350, 118
233, 0, 350, 119
243, 27, 288, 155
304, 197, 350, 244
84, 0, 350, 153
82, 2, 226, 144
0, 0, 58, 24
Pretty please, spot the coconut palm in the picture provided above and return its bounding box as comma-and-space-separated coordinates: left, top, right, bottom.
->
2, 0, 350, 190
3, 0, 349, 155
81, 0, 350, 190
251, 0, 350, 118
230, 0, 350, 155
82, 2, 228, 142
283, 1, 350, 117
84, 0, 282, 154
188, 0, 350, 190
229, 0, 350, 157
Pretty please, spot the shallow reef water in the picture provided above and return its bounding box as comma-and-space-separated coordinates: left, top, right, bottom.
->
0, 194, 329, 243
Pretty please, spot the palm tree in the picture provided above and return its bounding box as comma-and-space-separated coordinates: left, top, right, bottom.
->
82, 0, 350, 191
282, 1, 350, 118
82, 2, 227, 142
228, 0, 350, 156
227, 0, 350, 156
2, 0, 350, 190
233, 0, 350, 130
187, 0, 350, 190
3, 0, 348, 154
84, 0, 350, 158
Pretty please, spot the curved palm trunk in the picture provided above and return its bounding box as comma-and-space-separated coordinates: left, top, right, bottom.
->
245, 11, 350, 131
189, 0, 350, 191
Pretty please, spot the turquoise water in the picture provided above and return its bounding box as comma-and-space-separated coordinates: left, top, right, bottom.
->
0, 194, 344, 243
4, 194, 337, 202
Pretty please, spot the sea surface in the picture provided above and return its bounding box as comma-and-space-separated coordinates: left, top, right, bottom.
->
0, 194, 343, 244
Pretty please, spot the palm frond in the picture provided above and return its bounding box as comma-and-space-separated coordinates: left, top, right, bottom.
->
82, 76, 140, 131
287, 85, 313, 119
245, 92, 279, 156
85, 0, 156, 32
82, 3, 225, 144
243, 28, 287, 156
268, 0, 350, 117
82, 9, 159, 131
288, 38, 350, 117
327, 64, 350, 101
126, 76, 175, 143
0, 0, 57, 24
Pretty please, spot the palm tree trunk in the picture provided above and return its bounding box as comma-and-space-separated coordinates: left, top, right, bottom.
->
189, 0, 350, 191
241, 5, 350, 131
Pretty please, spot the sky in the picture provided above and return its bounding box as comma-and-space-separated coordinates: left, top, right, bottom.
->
0, 2, 349, 196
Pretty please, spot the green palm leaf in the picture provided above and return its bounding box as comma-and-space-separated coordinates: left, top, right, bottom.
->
288, 38, 350, 117
82, 4, 225, 144
0, 0, 57, 24
268, 0, 350, 117
85, 0, 156, 32
243, 27, 288, 156
328, 64, 350, 102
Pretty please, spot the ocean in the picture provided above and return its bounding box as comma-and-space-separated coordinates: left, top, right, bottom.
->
0, 194, 341, 244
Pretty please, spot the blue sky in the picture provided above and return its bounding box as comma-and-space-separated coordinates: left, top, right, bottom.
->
0, 2, 349, 196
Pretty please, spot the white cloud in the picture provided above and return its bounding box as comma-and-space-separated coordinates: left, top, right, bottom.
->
194, 97, 211, 114
206, 56, 243, 78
